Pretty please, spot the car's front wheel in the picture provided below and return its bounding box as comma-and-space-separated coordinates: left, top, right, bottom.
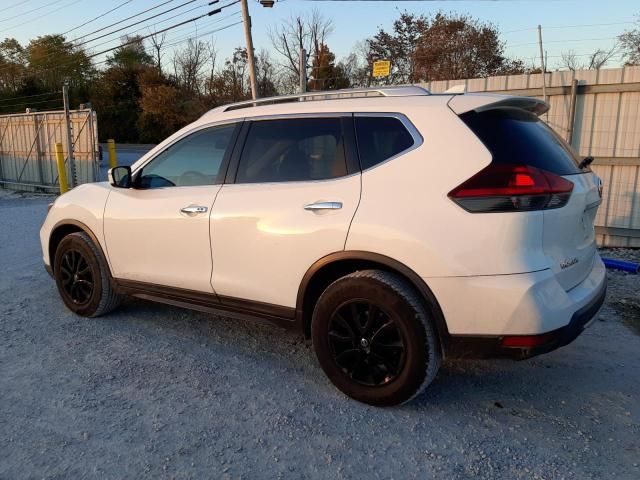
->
54, 232, 121, 317
311, 270, 441, 406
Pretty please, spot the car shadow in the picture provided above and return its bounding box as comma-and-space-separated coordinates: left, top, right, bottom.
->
98, 296, 613, 412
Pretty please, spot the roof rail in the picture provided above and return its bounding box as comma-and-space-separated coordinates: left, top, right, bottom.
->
223, 86, 430, 112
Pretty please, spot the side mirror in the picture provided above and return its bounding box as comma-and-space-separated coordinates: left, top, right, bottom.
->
108, 166, 132, 188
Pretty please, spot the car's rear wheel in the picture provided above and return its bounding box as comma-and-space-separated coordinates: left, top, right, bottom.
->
54, 232, 121, 317
311, 270, 441, 406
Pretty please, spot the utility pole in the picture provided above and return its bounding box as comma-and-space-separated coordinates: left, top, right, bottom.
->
299, 48, 307, 93
240, 0, 258, 100
538, 25, 547, 104
62, 79, 76, 187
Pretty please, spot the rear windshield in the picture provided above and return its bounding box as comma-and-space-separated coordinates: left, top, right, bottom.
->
460, 108, 584, 175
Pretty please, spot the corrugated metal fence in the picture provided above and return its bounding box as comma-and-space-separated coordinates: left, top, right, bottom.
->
0, 109, 99, 192
421, 66, 640, 247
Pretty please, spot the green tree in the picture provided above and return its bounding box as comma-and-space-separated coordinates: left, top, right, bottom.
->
26, 35, 93, 91
106, 35, 154, 69
367, 12, 427, 84
90, 37, 154, 142
0, 38, 26, 92
308, 43, 349, 91
367, 12, 525, 84
137, 68, 204, 143
206, 47, 251, 105
413, 13, 525, 81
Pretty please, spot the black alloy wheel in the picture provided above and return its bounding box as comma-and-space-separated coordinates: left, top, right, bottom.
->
328, 300, 406, 386
312, 270, 441, 406
53, 232, 122, 317
59, 249, 94, 305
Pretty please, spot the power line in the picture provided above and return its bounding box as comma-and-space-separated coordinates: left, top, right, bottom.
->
0, 0, 35, 15
74, 0, 199, 48
87, 1, 240, 59
0, 97, 62, 110
62, 0, 136, 36
1, 0, 84, 32
70, 0, 178, 42
59, 19, 241, 78
164, 18, 242, 48
509, 36, 619, 48
0, 1, 207, 75
504, 20, 636, 34
154, 10, 241, 46
0, 0, 66, 23
26, 6, 241, 78
76, 3, 225, 52
0, 91, 61, 104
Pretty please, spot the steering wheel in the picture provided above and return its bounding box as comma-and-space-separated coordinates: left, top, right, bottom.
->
178, 170, 209, 186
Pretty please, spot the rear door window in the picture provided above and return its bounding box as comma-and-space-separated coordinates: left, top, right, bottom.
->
460, 108, 584, 175
235, 118, 347, 183
355, 116, 415, 170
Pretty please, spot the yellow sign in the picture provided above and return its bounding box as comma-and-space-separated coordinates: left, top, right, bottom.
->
372, 60, 391, 78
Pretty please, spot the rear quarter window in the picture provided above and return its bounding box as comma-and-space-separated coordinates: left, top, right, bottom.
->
460, 108, 583, 175
355, 116, 415, 170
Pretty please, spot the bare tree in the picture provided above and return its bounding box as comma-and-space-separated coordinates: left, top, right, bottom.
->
344, 41, 373, 87
149, 31, 166, 75
204, 40, 218, 97
268, 9, 333, 89
255, 49, 278, 97
560, 46, 618, 71
619, 17, 640, 65
587, 46, 618, 69
560, 50, 581, 71
173, 39, 207, 95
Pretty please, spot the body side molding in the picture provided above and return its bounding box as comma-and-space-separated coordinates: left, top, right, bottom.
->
115, 279, 298, 331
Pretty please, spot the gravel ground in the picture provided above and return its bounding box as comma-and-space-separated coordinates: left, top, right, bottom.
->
1, 191, 639, 479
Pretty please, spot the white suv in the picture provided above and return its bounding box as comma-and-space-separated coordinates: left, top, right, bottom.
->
40, 87, 606, 406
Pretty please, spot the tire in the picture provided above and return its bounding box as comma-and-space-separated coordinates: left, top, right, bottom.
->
311, 270, 441, 406
53, 232, 122, 317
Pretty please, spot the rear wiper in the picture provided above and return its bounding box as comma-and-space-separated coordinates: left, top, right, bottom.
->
578, 156, 594, 170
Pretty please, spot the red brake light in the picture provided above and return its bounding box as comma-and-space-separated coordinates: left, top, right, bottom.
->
448, 164, 574, 213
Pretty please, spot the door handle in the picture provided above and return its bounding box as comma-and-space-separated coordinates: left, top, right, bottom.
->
180, 205, 208, 214
304, 201, 343, 211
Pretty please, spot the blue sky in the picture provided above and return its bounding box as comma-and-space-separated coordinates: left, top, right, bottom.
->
1, 0, 638, 70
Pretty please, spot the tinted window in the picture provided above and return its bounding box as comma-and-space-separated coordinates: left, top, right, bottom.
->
236, 118, 347, 183
137, 124, 236, 188
461, 109, 583, 175
355, 116, 415, 170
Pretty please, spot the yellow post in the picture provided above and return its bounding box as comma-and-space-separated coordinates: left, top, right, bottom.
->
107, 139, 117, 169
55, 142, 69, 194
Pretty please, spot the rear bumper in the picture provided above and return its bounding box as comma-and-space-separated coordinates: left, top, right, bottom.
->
446, 277, 606, 359
429, 253, 608, 359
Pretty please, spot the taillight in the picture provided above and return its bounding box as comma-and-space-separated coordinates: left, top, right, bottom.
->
448, 164, 574, 213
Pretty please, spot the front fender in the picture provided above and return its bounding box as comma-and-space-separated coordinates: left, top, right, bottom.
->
40, 182, 112, 269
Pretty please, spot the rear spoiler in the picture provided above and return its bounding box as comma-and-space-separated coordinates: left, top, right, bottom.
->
448, 94, 549, 117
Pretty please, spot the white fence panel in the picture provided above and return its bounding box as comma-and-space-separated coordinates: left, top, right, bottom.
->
0, 109, 99, 192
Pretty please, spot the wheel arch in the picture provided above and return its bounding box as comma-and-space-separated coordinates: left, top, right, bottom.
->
49, 220, 111, 276
296, 251, 450, 349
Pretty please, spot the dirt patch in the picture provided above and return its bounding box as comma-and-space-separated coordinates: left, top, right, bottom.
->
2, 197, 639, 479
